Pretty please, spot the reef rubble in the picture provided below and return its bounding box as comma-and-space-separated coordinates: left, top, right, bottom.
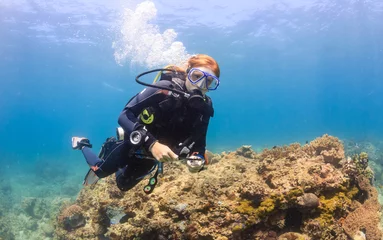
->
54, 134, 383, 240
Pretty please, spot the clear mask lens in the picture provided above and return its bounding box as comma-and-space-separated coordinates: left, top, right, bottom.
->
188, 69, 219, 90
190, 69, 205, 82
206, 76, 218, 89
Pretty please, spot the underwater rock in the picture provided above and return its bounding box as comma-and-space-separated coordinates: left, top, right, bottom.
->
174, 203, 188, 213
306, 134, 345, 166
296, 193, 319, 208
54, 134, 383, 240
342, 176, 381, 240
236, 145, 256, 158
353, 231, 366, 240
57, 204, 85, 230
343, 153, 375, 183
205, 150, 221, 165
107, 206, 129, 224
278, 232, 310, 240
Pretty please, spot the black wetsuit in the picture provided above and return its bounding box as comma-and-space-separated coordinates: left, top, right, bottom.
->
81, 72, 214, 191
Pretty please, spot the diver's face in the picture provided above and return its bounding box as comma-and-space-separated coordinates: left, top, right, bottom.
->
185, 67, 216, 95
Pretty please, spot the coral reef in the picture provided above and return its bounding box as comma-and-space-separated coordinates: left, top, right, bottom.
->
58, 204, 86, 230
343, 139, 383, 182
236, 145, 256, 159
342, 175, 381, 239
0, 196, 71, 240
54, 134, 383, 240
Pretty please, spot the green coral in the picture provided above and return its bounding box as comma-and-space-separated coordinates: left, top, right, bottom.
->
235, 188, 304, 226
346, 186, 359, 199
353, 152, 368, 170
316, 188, 357, 227
285, 188, 304, 202
257, 197, 276, 218
236, 200, 257, 216
310, 183, 362, 240
231, 223, 246, 232
359, 152, 368, 161
236, 185, 360, 234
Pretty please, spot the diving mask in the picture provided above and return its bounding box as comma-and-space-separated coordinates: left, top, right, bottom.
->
187, 67, 220, 91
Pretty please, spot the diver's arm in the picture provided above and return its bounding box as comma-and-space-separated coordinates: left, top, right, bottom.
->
118, 81, 172, 151
189, 96, 214, 158
189, 115, 210, 157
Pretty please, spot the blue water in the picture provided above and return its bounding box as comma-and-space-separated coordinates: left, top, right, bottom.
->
0, 0, 383, 237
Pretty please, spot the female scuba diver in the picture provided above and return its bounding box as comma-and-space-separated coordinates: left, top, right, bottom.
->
71, 54, 220, 193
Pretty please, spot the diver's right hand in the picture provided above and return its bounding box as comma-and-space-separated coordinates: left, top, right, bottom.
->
150, 141, 178, 162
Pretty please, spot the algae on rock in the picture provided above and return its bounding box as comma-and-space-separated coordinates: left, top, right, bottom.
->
54, 134, 383, 240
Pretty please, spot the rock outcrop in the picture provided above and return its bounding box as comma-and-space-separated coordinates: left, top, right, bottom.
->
54, 134, 382, 240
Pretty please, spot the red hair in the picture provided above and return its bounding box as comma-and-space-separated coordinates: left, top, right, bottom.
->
165, 54, 220, 78
187, 54, 220, 78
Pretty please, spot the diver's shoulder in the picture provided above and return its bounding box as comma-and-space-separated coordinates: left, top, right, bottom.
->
153, 78, 175, 88
205, 95, 213, 105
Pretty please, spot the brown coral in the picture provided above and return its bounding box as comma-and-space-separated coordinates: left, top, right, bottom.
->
304, 134, 345, 166
53, 134, 383, 240
278, 232, 310, 240
236, 145, 256, 159
342, 179, 382, 240
57, 204, 85, 230
259, 143, 303, 162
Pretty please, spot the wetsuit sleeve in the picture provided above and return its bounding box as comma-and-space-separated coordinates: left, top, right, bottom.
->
189, 95, 214, 158
190, 114, 210, 156
118, 81, 172, 151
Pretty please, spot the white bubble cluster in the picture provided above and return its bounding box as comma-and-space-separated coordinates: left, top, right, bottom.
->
112, 1, 190, 68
